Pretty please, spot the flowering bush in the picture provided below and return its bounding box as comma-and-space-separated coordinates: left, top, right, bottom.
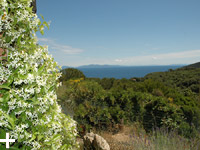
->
0, 0, 78, 149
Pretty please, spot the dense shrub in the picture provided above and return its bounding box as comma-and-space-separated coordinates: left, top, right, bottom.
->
60, 68, 85, 81
58, 67, 200, 138
0, 1, 77, 149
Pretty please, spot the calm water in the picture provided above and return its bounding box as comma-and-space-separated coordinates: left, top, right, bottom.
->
77, 65, 184, 79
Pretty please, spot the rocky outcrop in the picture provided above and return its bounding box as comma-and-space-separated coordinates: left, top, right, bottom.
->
83, 132, 110, 150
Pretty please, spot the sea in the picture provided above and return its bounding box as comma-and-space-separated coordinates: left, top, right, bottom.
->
77, 65, 184, 79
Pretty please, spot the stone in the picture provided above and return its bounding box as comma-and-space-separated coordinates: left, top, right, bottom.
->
83, 132, 95, 150
83, 132, 110, 150
93, 134, 110, 150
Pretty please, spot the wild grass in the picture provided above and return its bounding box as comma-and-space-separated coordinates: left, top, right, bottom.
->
130, 128, 200, 150
93, 125, 200, 150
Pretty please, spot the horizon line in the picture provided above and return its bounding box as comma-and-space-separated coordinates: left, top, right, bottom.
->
61, 64, 188, 68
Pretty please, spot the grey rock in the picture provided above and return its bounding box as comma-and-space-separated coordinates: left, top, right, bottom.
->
93, 134, 110, 150
83, 132, 110, 150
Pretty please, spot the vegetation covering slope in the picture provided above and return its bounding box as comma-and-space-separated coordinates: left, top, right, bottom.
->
183, 62, 200, 68
145, 67, 200, 96
57, 67, 200, 140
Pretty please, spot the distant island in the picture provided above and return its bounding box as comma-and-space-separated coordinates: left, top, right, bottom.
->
62, 64, 187, 70
62, 64, 123, 69
61, 64, 188, 79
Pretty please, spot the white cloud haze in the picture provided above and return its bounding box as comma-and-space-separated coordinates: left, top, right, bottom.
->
113, 50, 200, 66
36, 38, 200, 66
38, 38, 84, 55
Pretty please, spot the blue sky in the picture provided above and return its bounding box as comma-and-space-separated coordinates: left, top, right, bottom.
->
37, 0, 200, 67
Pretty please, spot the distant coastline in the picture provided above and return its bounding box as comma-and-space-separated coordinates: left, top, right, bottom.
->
62, 64, 187, 69
62, 65, 185, 79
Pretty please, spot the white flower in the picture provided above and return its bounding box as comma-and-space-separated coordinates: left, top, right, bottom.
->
17, 3, 22, 8
17, 10, 21, 16
0, 1, 78, 149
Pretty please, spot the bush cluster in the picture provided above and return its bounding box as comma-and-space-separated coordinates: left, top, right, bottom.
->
0, 1, 78, 149
58, 68, 200, 138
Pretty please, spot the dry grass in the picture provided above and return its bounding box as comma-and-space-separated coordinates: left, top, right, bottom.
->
79, 125, 200, 150
98, 125, 139, 150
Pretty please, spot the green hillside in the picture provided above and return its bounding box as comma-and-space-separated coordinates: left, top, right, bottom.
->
144, 67, 200, 96
183, 62, 200, 68
57, 67, 200, 140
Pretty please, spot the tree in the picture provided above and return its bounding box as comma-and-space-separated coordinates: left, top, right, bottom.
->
60, 68, 85, 81
0, 1, 77, 149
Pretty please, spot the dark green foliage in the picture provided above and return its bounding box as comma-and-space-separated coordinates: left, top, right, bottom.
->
145, 68, 200, 96
57, 67, 200, 138
98, 78, 115, 90
184, 61, 200, 68
143, 97, 183, 131
59, 68, 85, 81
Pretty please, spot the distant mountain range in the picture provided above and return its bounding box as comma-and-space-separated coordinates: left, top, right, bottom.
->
62, 66, 71, 69
62, 64, 123, 69
62, 64, 187, 70
78, 64, 123, 68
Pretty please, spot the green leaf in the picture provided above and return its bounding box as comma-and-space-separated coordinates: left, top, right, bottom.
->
13, 68, 20, 74
38, 20, 41, 26
0, 10, 4, 16
38, 65, 45, 74
5, 114, 15, 128
0, 145, 5, 149
48, 86, 54, 92
17, 36, 22, 45
37, 134, 43, 141
0, 129, 6, 139
40, 14, 44, 20
51, 134, 61, 142
43, 21, 49, 30
4, 76, 13, 87
26, 6, 32, 12
9, 147, 21, 150
40, 30, 44, 35
2, 93, 10, 102
6, 36, 11, 43
29, 134, 36, 142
